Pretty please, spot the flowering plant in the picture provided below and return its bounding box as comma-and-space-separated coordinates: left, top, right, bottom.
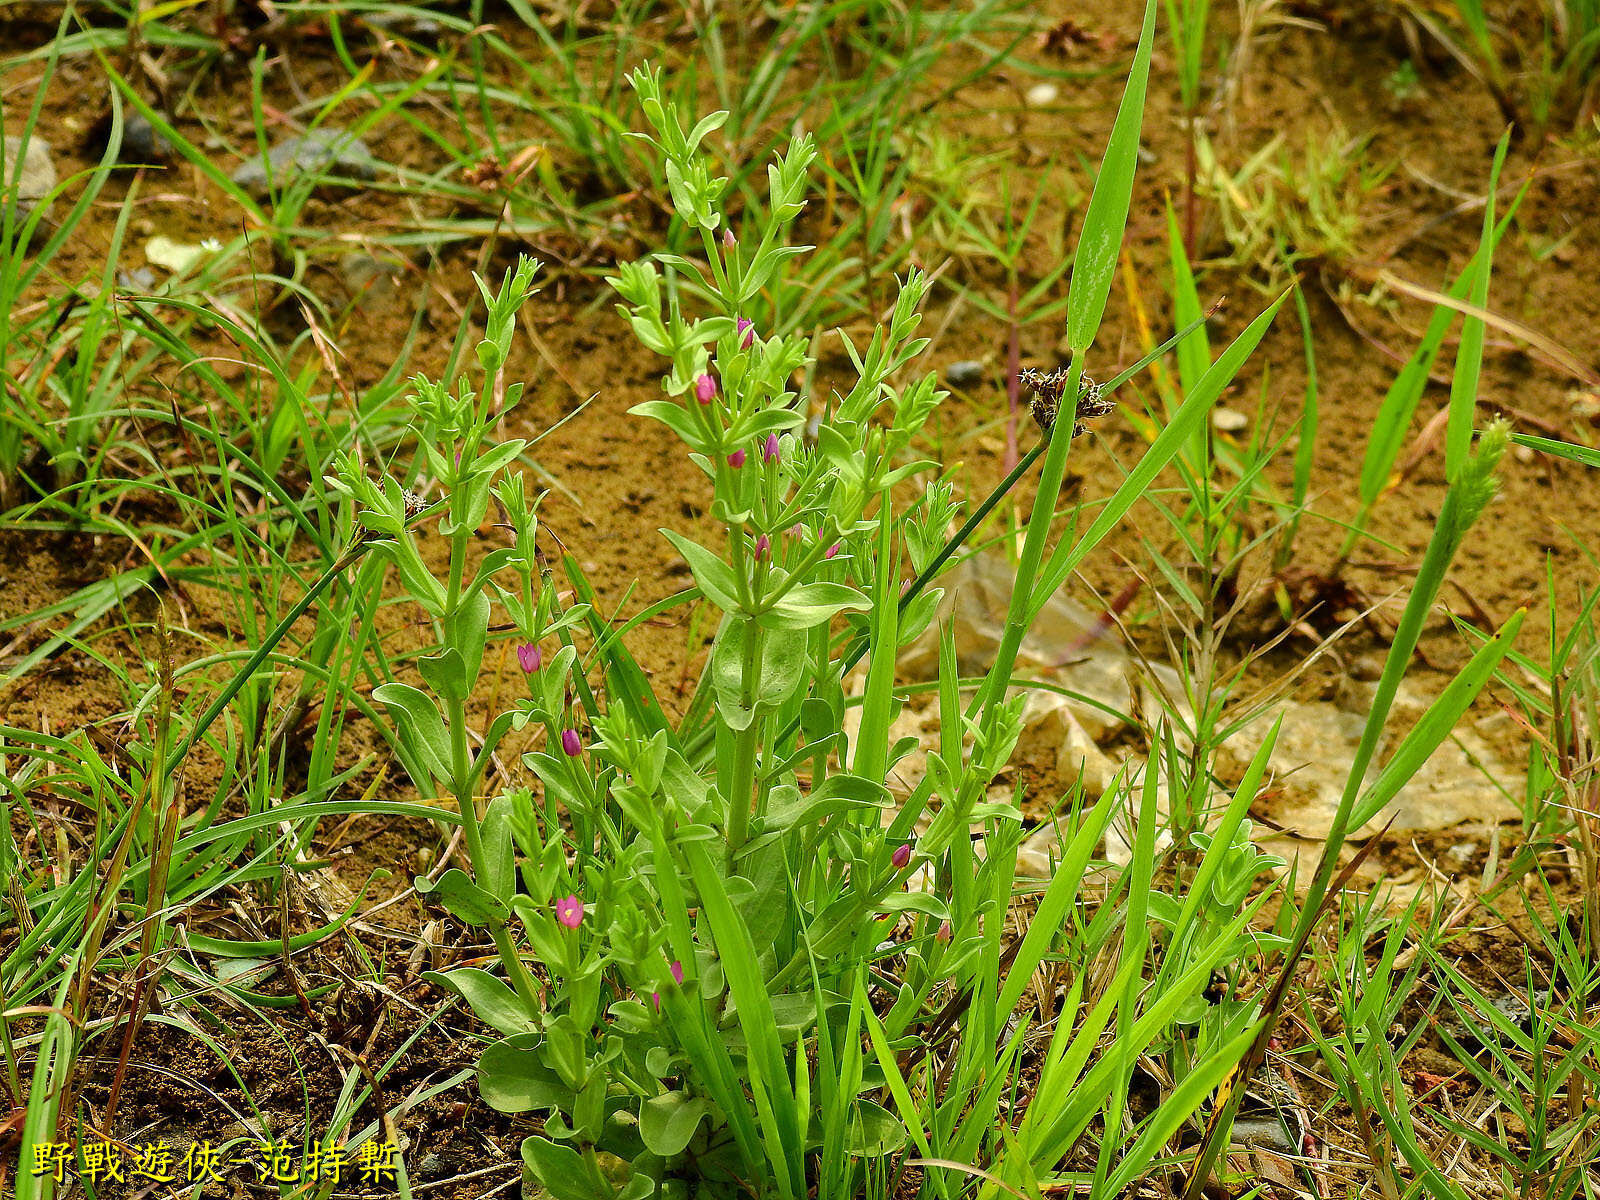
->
335, 64, 994, 1196
343, 21, 1290, 1195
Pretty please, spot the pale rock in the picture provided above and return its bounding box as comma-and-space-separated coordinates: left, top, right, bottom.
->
1224, 677, 1521, 848
1021, 691, 1119, 794
898, 552, 1138, 741
3, 134, 56, 225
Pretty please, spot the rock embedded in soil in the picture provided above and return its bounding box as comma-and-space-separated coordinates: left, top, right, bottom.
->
120, 111, 173, 162
3, 134, 57, 225
231, 127, 381, 196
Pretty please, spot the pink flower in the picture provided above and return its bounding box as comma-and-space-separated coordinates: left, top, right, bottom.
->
727, 449, 746, 468
516, 643, 541, 673
737, 317, 754, 348
762, 433, 780, 464
561, 729, 583, 757
694, 373, 717, 404
754, 533, 770, 561
555, 895, 583, 929
891, 842, 912, 870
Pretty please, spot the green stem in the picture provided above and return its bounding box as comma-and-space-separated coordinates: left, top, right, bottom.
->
724, 615, 766, 866
490, 920, 541, 1010
446, 695, 489, 892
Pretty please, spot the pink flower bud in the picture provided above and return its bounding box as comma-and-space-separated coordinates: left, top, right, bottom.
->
891, 842, 912, 870
935, 920, 951, 944
762, 433, 781, 464
516, 643, 541, 673
723, 227, 736, 249
727, 449, 746, 468
825, 543, 840, 559
653, 960, 685, 1010
694, 373, 716, 404
737, 317, 754, 348
555, 895, 583, 929
561, 729, 583, 757
788, 523, 805, 539
754, 533, 770, 561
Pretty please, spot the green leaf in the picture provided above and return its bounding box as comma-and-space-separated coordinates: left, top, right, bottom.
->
1445, 130, 1509, 481
446, 588, 492, 688
1104, 1019, 1260, 1195
630, 399, 707, 449
711, 618, 807, 731
877, 892, 948, 919
759, 581, 868, 631
760, 773, 890, 835
662, 530, 744, 612
418, 646, 471, 704
183, 874, 380, 957
1066, 0, 1159, 354
480, 1034, 571, 1113
479, 794, 518, 903
415, 868, 508, 926
1359, 192, 1521, 509
639, 1091, 712, 1156
846, 1099, 905, 1157
373, 682, 453, 788
520, 1134, 605, 1200
1511, 432, 1600, 470
423, 967, 536, 1036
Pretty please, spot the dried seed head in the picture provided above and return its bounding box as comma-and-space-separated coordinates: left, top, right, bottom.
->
402, 490, 430, 521
1019, 367, 1111, 438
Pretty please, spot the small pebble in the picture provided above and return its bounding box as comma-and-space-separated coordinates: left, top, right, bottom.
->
117, 265, 158, 290
945, 360, 984, 387
1566, 388, 1600, 420
1211, 407, 1248, 433
1445, 841, 1478, 868
339, 251, 404, 305
364, 10, 444, 37
231, 127, 380, 197
1026, 82, 1060, 107
1513, 444, 1535, 465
